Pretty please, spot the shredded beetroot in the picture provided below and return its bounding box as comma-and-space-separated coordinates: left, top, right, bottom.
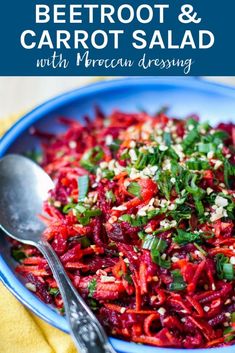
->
11, 109, 235, 348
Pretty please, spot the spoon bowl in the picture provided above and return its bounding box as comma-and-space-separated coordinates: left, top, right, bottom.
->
0, 154, 116, 353
0, 154, 53, 243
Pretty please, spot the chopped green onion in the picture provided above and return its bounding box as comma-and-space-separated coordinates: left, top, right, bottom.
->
169, 270, 186, 291
49, 288, 59, 296
163, 132, 171, 146
124, 273, 133, 284
74, 203, 87, 213
174, 229, 201, 245
78, 175, 89, 202
12, 248, 26, 261
88, 279, 97, 298
224, 159, 235, 188
80, 146, 104, 172
77, 209, 102, 226
105, 190, 116, 203
193, 242, 207, 256
182, 129, 200, 152
127, 182, 141, 197
134, 152, 149, 170
88, 298, 99, 310
137, 231, 145, 240
151, 248, 171, 269
186, 159, 210, 170
215, 254, 234, 280
231, 312, 235, 323
78, 236, 91, 248
223, 263, 234, 281
120, 214, 148, 227
223, 327, 235, 342
109, 139, 122, 152
197, 143, 216, 154
102, 169, 115, 180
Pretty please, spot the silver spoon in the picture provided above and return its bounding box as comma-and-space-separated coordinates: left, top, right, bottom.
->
0, 154, 116, 353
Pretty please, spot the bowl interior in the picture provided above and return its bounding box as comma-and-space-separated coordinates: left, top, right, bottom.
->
0, 77, 235, 353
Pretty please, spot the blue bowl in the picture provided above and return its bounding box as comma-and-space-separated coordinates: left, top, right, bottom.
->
0, 77, 235, 353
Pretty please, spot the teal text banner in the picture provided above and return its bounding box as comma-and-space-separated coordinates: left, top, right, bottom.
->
0, 0, 234, 75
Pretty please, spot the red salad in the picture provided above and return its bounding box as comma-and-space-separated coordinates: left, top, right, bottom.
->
11, 108, 235, 348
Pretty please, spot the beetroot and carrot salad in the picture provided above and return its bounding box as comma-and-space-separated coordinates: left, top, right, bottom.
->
11, 109, 235, 348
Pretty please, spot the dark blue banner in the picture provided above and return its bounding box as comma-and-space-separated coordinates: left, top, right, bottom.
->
0, 0, 234, 75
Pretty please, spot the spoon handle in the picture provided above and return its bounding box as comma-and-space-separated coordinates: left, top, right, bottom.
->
37, 240, 116, 353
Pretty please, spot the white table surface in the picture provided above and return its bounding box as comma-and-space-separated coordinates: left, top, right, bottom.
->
0, 77, 235, 119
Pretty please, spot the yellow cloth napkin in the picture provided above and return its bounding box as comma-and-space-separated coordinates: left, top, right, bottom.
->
0, 116, 76, 353
0, 282, 76, 353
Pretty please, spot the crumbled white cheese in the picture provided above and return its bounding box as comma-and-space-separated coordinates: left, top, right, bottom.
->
159, 145, 168, 151
54, 201, 62, 208
214, 160, 223, 170
129, 149, 138, 161
157, 307, 166, 315
69, 141, 77, 149
137, 208, 147, 216
124, 180, 130, 188
172, 144, 185, 161
215, 195, 228, 208
171, 256, 179, 263
105, 135, 113, 145
210, 206, 227, 222
108, 216, 117, 224
100, 161, 108, 169
129, 140, 136, 148
207, 151, 214, 159
168, 204, 176, 211
25, 283, 37, 292
100, 276, 116, 283
112, 205, 127, 211
230, 257, 235, 265
206, 187, 213, 195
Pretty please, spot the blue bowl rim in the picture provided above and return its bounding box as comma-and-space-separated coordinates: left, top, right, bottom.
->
0, 77, 235, 353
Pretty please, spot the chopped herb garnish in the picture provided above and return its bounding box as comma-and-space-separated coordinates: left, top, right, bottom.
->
78, 175, 89, 201
193, 242, 207, 256
49, 288, 59, 296
182, 129, 200, 153
223, 263, 234, 281
224, 327, 235, 342
141, 234, 170, 268
78, 209, 102, 226
169, 270, 186, 291
163, 132, 171, 146
142, 235, 167, 253
120, 214, 148, 227
174, 229, 201, 245
109, 139, 122, 152
80, 146, 104, 172
186, 159, 210, 170
88, 278, 97, 298
216, 254, 234, 280
102, 169, 115, 180
127, 182, 141, 197
105, 190, 116, 203
12, 248, 26, 261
